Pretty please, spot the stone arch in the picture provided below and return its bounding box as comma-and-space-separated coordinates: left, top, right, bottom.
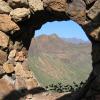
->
0, 0, 99, 99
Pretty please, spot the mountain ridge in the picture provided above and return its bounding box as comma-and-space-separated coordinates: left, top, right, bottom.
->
29, 34, 92, 86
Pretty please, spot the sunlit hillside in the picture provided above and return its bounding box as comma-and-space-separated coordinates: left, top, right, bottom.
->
28, 34, 92, 86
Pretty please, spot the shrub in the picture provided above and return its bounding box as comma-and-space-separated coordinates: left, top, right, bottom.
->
45, 81, 86, 93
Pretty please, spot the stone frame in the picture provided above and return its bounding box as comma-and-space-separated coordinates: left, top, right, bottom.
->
0, 0, 99, 99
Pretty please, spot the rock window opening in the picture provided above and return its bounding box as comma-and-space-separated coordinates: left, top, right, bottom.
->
28, 20, 92, 88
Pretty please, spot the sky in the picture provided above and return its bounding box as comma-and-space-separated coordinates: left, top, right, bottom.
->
35, 20, 89, 41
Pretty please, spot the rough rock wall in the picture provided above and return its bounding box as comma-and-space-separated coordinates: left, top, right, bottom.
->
0, 0, 99, 99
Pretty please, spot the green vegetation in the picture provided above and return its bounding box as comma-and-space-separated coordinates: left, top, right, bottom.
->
45, 81, 86, 93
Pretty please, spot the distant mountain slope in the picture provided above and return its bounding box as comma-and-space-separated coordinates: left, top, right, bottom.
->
63, 38, 90, 44
28, 34, 92, 86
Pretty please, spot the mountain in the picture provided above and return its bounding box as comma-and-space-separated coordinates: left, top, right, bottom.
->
28, 34, 92, 86
63, 38, 90, 44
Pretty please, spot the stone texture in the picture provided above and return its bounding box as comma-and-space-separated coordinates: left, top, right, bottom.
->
0, 0, 99, 99
10, 8, 31, 22
22, 59, 30, 71
0, 66, 5, 75
87, 0, 100, 21
26, 92, 66, 100
0, 50, 7, 65
0, 0, 12, 14
28, 0, 43, 12
3, 75, 15, 84
90, 26, 100, 40
83, 0, 100, 41
8, 0, 28, 8
7, 58, 16, 66
15, 76, 26, 90
0, 79, 14, 99
14, 41, 23, 50
84, 0, 96, 5
66, 0, 86, 24
15, 63, 38, 89
3, 63, 14, 74
15, 51, 25, 62
0, 31, 9, 48
25, 78, 38, 90
0, 14, 20, 33
43, 0, 68, 12
8, 49, 16, 59
15, 62, 33, 78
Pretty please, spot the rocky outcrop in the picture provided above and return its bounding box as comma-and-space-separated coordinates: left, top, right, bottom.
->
0, 50, 7, 65
10, 8, 30, 22
0, 14, 20, 33
8, 0, 28, 8
0, 31, 9, 48
0, 79, 14, 99
43, 0, 68, 12
28, 0, 43, 12
0, 0, 12, 14
0, 0, 99, 99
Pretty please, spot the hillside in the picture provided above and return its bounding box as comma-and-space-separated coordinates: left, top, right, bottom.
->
28, 34, 92, 86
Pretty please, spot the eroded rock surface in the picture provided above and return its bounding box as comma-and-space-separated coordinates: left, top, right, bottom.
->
0, 31, 9, 48
0, 0, 99, 100
10, 8, 30, 22
0, 0, 12, 14
0, 14, 20, 33
28, 0, 44, 12
43, 0, 68, 12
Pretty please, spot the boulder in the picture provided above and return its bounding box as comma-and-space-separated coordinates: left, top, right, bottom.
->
43, 0, 67, 12
10, 8, 30, 22
15, 76, 26, 90
22, 59, 30, 70
8, 49, 16, 59
3, 75, 15, 84
14, 41, 23, 50
66, 0, 86, 24
3, 63, 14, 74
15, 63, 33, 78
0, 79, 14, 99
84, 0, 96, 5
28, 0, 43, 12
0, 0, 12, 14
0, 50, 7, 65
87, 0, 100, 22
0, 14, 20, 33
14, 62, 23, 76
0, 66, 5, 75
8, 0, 28, 8
15, 51, 25, 62
0, 31, 9, 48
25, 78, 38, 90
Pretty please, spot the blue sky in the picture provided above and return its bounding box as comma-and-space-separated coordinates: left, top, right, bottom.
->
35, 20, 89, 41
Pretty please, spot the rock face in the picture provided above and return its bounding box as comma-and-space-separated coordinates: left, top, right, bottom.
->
0, 14, 20, 33
0, 0, 99, 100
0, 79, 14, 99
0, 31, 9, 48
0, 50, 7, 65
8, 0, 28, 8
0, 0, 12, 14
84, 0, 96, 5
3, 63, 14, 74
10, 8, 30, 22
28, 0, 43, 12
66, 0, 86, 24
43, 0, 68, 12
